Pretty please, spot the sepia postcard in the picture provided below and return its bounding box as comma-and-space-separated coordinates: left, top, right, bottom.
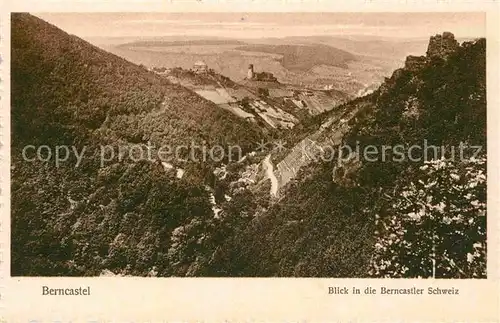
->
0, 0, 499, 322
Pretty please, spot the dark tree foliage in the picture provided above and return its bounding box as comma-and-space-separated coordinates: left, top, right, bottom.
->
11, 13, 486, 278
203, 38, 486, 278
11, 13, 265, 276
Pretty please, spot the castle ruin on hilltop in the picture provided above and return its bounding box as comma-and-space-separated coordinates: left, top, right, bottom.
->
247, 64, 278, 82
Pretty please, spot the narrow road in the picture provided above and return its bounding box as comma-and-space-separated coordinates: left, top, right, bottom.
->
264, 154, 279, 197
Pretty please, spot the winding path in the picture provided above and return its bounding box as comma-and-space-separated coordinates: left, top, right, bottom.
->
264, 154, 279, 197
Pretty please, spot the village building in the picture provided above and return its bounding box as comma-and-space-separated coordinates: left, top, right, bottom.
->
193, 61, 208, 74
151, 66, 172, 75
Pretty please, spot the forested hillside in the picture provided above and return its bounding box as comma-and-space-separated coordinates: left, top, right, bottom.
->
11, 14, 263, 151
11, 13, 264, 276
11, 14, 486, 278
204, 35, 487, 278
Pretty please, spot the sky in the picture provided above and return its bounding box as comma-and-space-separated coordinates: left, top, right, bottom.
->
35, 12, 486, 40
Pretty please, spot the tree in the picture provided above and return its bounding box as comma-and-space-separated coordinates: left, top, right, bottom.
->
257, 88, 269, 98
370, 155, 486, 278
241, 97, 251, 111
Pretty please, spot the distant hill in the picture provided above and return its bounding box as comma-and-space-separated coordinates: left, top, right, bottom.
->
119, 39, 247, 48
267, 35, 430, 58
236, 44, 357, 71
11, 13, 265, 276
103, 38, 391, 96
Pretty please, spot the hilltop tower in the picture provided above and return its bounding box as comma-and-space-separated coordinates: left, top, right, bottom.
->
247, 64, 254, 79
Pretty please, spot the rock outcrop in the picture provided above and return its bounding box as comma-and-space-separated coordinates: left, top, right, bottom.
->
380, 32, 460, 96
405, 55, 427, 72
426, 32, 459, 59
379, 68, 405, 95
